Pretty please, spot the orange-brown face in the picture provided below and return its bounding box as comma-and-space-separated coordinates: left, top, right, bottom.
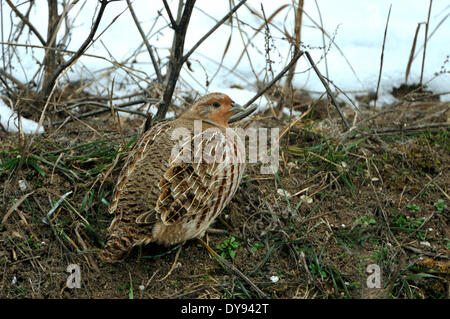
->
189, 93, 242, 127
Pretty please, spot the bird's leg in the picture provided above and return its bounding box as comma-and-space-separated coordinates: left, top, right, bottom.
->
158, 244, 183, 281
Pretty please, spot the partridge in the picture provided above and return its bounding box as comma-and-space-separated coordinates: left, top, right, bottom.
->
100, 93, 246, 262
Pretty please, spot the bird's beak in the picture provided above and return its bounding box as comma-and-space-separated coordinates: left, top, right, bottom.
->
229, 101, 245, 113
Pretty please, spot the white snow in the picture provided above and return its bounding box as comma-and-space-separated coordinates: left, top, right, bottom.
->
0, 98, 44, 134
1, 0, 449, 133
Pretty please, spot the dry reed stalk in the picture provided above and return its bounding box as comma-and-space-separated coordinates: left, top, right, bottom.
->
405, 23, 423, 84
374, 4, 392, 111
420, 0, 433, 86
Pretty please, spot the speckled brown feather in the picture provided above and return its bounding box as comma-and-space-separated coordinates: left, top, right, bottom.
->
100, 93, 245, 262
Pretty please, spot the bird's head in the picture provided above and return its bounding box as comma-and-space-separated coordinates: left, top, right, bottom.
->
182, 93, 244, 127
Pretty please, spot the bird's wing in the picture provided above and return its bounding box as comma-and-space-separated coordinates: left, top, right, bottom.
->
109, 121, 172, 217
155, 161, 216, 225
156, 129, 230, 226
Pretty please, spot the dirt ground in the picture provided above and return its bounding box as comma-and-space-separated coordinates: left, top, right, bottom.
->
0, 88, 448, 299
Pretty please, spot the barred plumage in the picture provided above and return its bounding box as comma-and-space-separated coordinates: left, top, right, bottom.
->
100, 93, 245, 262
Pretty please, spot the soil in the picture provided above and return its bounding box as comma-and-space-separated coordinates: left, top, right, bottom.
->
0, 89, 448, 299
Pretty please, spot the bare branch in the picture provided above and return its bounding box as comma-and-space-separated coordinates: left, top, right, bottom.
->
0, 67, 26, 91
304, 51, 350, 130
366, 123, 449, 135
141, 0, 251, 131
151, 0, 196, 125
198, 238, 268, 299
127, 0, 162, 84
162, 0, 177, 29
5, 0, 46, 46
50, 98, 156, 126
182, 0, 247, 63
242, 50, 304, 109
42, 0, 74, 90
44, 0, 109, 97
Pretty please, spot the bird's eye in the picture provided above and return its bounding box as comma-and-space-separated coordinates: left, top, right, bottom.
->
212, 101, 221, 108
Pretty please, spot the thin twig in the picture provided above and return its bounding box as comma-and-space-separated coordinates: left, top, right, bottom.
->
407, 172, 442, 204
314, 0, 328, 81
366, 123, 449, 135
127, 0, 162, 83
229, 3, 289, 75
0, 41, 151, 80
1, 191, 35, 224
5, 0, 46, 45
0, 67, 26, 90
425, 173, 449, 200
412, 10, 450, 61
278, 106, 312, 141
182, 0, 247, 63
242, 50, 304, 109
162, 0, 178, 29
158, 244, 183, 281
304, 51, 350, 129
403, 245, 449, 260
146, 0, 251, 129
293, 6, 364, 87
198, 238, 268, 299
169, 284, 222, 299
69, 98, 155, 113
48, 98, 156, 127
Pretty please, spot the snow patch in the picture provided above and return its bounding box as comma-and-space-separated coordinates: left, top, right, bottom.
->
0, 99, 44, 134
